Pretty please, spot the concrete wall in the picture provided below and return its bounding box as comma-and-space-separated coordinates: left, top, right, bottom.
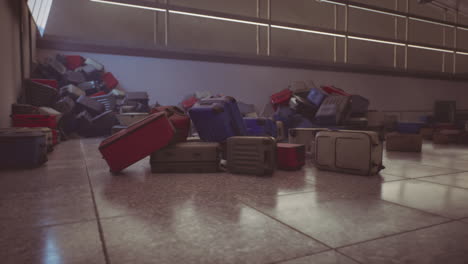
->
39, 49, 468, 116
0, 0, 30, 127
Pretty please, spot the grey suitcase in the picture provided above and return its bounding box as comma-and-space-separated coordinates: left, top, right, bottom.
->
289, 128, 328, 156
54, 96, 76, 114
150, 142, 220, 173
59, 84, 85, 100
226, 136, 276, 176
0, 127, 54, 153
76, 95, 105, 116
314, 96, 351, 125
315, 130, 384, 176
65, 71, 86, 85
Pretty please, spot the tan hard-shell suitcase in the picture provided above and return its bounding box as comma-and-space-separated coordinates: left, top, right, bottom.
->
315, 130, 384, 176
227, 136, 276, 176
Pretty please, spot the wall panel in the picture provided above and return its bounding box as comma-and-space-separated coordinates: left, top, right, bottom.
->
348, 39, 394, 68
170, 0, 257, 17
271, 0, 336, 30
348, 7, 395, 39
407, 47, 443, 72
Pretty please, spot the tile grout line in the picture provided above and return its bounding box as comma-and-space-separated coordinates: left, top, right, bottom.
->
414, 178, 468, 190
80, 140, 112, 264
267, 249, 365, 264
376, 197, 454, 220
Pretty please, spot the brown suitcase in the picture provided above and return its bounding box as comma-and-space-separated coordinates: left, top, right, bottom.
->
386, 132, 422, 152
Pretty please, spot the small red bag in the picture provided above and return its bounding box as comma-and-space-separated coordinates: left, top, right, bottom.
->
277, 143, 305, 170
66, 55, 85, 70
102, 72, 119, 91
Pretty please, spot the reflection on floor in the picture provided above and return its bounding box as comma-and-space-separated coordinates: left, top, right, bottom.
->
1, 139, 468, 264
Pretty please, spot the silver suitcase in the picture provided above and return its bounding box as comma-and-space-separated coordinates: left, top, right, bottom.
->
289, 128, 328, 156
227, 136, 276, 176
315, 130, 384, 176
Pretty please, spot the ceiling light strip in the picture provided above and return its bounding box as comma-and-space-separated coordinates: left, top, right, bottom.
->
408, 44, 453, 53
456, 51, 468, 56
409, 17, 455, 28
349, 5, 406, 18
168, 10, 268, 26
90, 0, 166, 12
348, 36, 405, 46
271, 25, 346, 37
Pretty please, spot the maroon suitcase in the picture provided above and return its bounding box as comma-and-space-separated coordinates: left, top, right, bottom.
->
98, 112, 175, 173
277, 143, 306, 170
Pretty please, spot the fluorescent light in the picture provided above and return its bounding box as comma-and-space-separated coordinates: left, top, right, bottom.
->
318, 0, 346, 6
408, 44, 453, 53
90, 0, 166, 12
348, 36, 405, 46
458, 26, 468, 31
169, 10, 268, 26
349, 5, 406, 18
409, 17, 454, 28
271, 25, 346, 38
456, 51, 468, 56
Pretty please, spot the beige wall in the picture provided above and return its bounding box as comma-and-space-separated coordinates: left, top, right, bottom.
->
0, 0, 28, 127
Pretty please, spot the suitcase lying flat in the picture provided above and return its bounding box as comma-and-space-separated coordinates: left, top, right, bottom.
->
54, 97, 76, 114
420, 127, 434, 140
226, 136, 276, 176
314, 96, 351, 125
11, 104, 40, 115
150, 142, 220, 173
277, 143, 305, 170
12, 114, 58, 129
99, 112, 175, 172
31, 79, 58, 89
76, 95, 105, 116
152, 106, 190, 142
181, 96, 199, 110
315, 130, 384, 176
78, 81, 100, 96
124, 92, 149, 106
307, 87, 328, 108
25, 80, 59, 107
65, 71, 86, 85
93, 93, 116, 112
321, 86, 350, 96
0, 127, 54, 152
117, 113, 149, 126
271, 89, 292, 107
60, 84, 85, 100
0, 131, 47, 168
386, 133, 422, 152
244, 117, 277, 137
289, 128, 328, 156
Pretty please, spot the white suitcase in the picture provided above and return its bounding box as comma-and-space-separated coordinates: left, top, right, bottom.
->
116, 113, 149, 126
289, 128, 328, 156
315, 130, 384, 176
84, 58, 104, 71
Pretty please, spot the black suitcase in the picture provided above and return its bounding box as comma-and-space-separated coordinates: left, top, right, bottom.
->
0, 131, 47, 168
289, 94, 318, 120
64, 71, 86, 85
25, 80, 59, 107
349, 95, 370, 118
434, 101, 456, 123
88, 111, 119, 137
78, 81, 102, 96
76, 111, 93, 136
76, 95, 105, 116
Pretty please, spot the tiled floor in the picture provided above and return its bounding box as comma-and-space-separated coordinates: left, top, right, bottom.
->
1, 139, 468, 264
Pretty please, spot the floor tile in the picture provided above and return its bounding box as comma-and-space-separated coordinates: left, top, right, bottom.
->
0, 186, 96, 228
382, 162, 461, 178
379, 173, 406, 182
0, 221, 105, 264
100, 204, 327, 264
419, 172, 468, 189
382, 180, 468, 219
338, 221, 468, 264
278, 250, 359, 264
241, 192, 446, 248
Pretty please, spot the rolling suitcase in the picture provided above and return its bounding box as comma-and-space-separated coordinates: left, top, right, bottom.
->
276, 121, 285, 141
117, 113, 149, 126
321, 86, 350, 96
349, 95, 369, 117
54, 96, 76, 114
277, 143, 305, 170
11, 104, 40, 115
150, 142, 220, 173
0, 131, 47, 168
60, 84, 85, 100
111, 125, 127, 134
76, 95, 106, 116
93, 93, 116, 112
85, 58, 104, 71
65, 55, 85, 70
315, 130, 384, 176
386, 133, 422, 152
271, 89, 292, 108
102, 72, 119, 91
31, 79, 58, 89
314, 96, 351, 126
307, 87, 328, 108
226, 136, 276, 176
289, 94, 318, 120
99, 112, 175, 172
289, 128, 328, 156
25, 80, 59, 107
0, 127, 54, 152
151, 106, 190, 142
244, 117, 277, 137
197, 96, 246, 136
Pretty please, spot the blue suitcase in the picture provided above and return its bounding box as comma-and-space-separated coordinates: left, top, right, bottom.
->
307, 87, 328, 108
244, 117, 277, 137
0, 131, 47, 168
189, 103, 238, 142
396, 122, 424, 134
196, 96, 247, 136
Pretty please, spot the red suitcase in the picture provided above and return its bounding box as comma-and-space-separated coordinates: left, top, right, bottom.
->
66, 55, 85, 70
277, 143, 306, 170
99, 112, 175, 173
182, 96, 199, 110
271, 89, 292, 108
31, 79, 58, 89
151, 106, 190, 142
102, 72, 119, 91
12, 114, 58, 129
321, 86, 350, 96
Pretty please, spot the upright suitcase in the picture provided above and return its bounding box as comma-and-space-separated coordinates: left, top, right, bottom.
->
226, 136, 276, 176
0, 131, 47, 168
197, 96, 246, 135
307, 87, 328, 108
271, 89, 292, 108
99, 112, 175, 172
315, 130, 384, 176
349, 95, 369, 117
150, 142, 220, 173
386, 133, 422, 152
76, 95, 106, 116
289, 128, 328, 156
117, 113, 149, 126
277, 143, 305, 170
31, 79, 58, 89
93, 93, 116, 112
243, 117, 277, 137
25, 80, 59, 107
289, 94, 318, 120
102, 72, 119, 91
11, 104, 40, 115
434, 101, 456, 123
151, 106, 190, 142
60, 84, 85, 100
314, 96, 351, 125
